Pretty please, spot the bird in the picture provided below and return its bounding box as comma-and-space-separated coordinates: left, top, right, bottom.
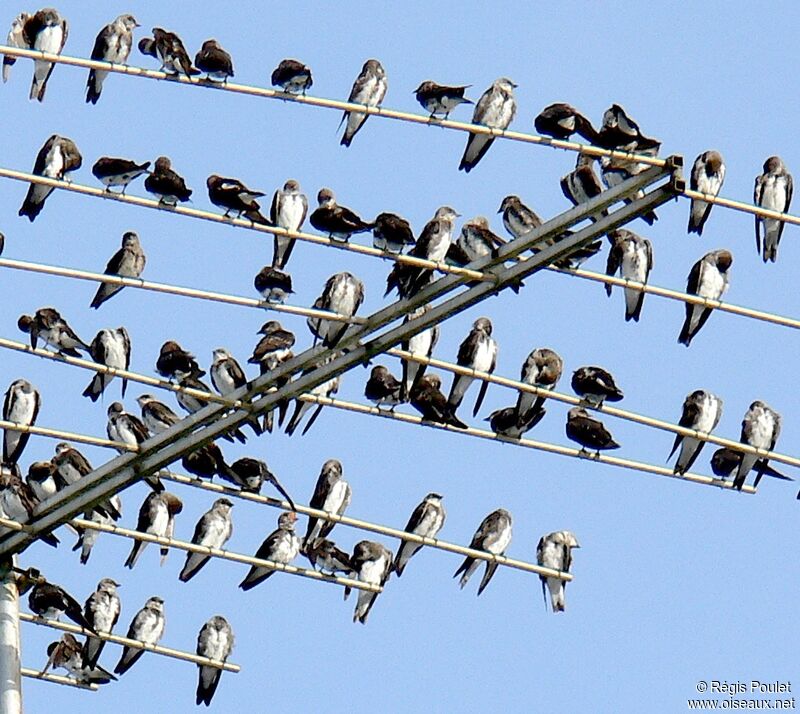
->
254, 266, 293, 304
248, 321, 295, 372
45, 633, 116, 685
560, 153, 606, 219
91, 156, 151, 194
194, 39, 233, 83
284, 360, 342, 437
114, 596, 166, 676
303, 459, 351, 548
86, 14, 138, 104
733, 401, 782, 491
414, 80, 472, 119
400, 305, 440, 401
173, 374, 247, 445
566, 407, 620, 455
137, 393, 181, 434
18, 135, 82, 221
453, 508, 513, 595
18, 307, 89, 357
678, 249, 733, 346
534, 102, 599, 142
144, 156, 192, 206
52, 442, 121, 520
537, 531, 580, 612
372, 212, 415, 254
195, 616, 234, 707
3, 379, 40, 464
83, 327, 132, 401
668, 390, 723, 476
179, 498, 234, 583
688, 151, 726, 235
82, 578, 121, 669
710, 447, 791, 484
351, 540, 393, 623
22, 8, 69, 102
124, 491, 183, 569
239, 512, 300, 590
448, 318, 498, 417
210, 347, 262, 437
156, 340, 205, 380
571, 366, 623, 406
25, 461, 57, 503
106, 403, 166, 491
72, 495, 122, 564
754, 156, 793, 263
2, 13, 30, 84
410, 374, 468, 429
605, 228, 654, 322
340, 59, 387, 147
499, 194, 543, 241
270, 179, 308, 269
595, 104, 661, 152
394, 493, 446, 576
599, 154, 659, 226
90, 232, 146, 309
28, 579, 93, 630
459, 77, 517, 172
181, 442, 234, 482
456, 217, 506, 262
206, 174, 268, 223
365, 365, 402, 410
0, 464, 59, 547
309, 188, 373, 242
271, 59, 313, 94
225, 458, 295, 507
309, 272, 365, 347
148, 27, 199, 77
517, 347, 563, 417
304, 538, 354, 578
486, 404, 546, 439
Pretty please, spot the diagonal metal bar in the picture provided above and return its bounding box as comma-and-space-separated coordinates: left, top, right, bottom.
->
0, 161, 679, 556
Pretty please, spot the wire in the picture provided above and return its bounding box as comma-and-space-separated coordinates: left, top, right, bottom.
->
19, 613, 240, 673
0, 418, 130, 452
21, 667, 98, 691
681, 187, 800, 227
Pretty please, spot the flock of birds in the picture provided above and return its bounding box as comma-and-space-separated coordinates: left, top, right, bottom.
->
0, 6, 797, 706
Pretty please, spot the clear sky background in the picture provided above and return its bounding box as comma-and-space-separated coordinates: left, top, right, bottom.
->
0, 2, 798, 712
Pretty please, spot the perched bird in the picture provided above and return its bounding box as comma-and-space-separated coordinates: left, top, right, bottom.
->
600, 154, 658, 226
459, 78, 517, 172
457, 217, 506, 262
372, 212, 415, 254
517, 347, 563, 417
25, 460, 57, 503
394, 493, 446, 576
340, 59, 387, 147
254, 266, 293, 304
486, 404, 546, 439
90, 231, 146, 309
271, 58, 313, 94
754, 156, 793, 262
114, 597, 166, 676
210, 347, 261, 436
309, 272, 365, 347
106, 403, 165, 491
52, 442, 121, 520
303, 459, 351, 548
270, 179, 308, 269
0, 464, 59, 547
86, 14, 138, 104
414, 80, 472, 119
22, 8, 69, 102
45, 633, 116, 685
284, 361, 341, 436
28, 580, 92, 630
248, 321, 295, 372
179, 498, 234, 583
156, 340, 205, 380
181, 442, 234, 482
239, 512, 300, 590
595, 104, 660, 152
195, 616, 234, 707
605, 229, 654, 322
561, 153, 606, 219
173, 373, 246, 444
137, 393, 181, 434
400, 305, 440, 400
194, 39, 233, 82
537, 531, 580, 612
304, 538, 354, 575
668, 390, 723, 476
571, 366, 623, 406
72, 495, 122, 564
225, 458, 295, 507
710, 447, 790, 484
448, 318, 498, 417
83, 327, 132, 401
678, 249, 733, 346
365, 365, 402, 410
148, 27, 199, 77
310, 188, 373, 242
18, 307, 89, 356
499, 194, 543, 241
534, 102, 599, 142
18, 135, 82, 221
207, 174, 268, 223
124, 491, 183, 569
566, 407, 620, 454
733, 401, 782, 491
144, 156, 192, 206
410, 374, 467, 429
3, 379, 40, 464
91, 156, 151, 194
2, 13, 30, 83
82, 578, 121, 669
351, 541, 393, 623
688, 151, 726, 235
453, 508, 513, 595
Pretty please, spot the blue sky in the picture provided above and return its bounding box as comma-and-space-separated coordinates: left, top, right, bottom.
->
0, 2, 798, 712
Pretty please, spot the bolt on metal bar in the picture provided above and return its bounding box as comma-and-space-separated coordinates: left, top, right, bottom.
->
160, 471, 570, 581
19, 613, 240, 673
20, 667, 97, 691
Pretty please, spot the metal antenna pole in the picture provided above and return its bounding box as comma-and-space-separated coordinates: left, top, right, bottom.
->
0, 560, 22, 714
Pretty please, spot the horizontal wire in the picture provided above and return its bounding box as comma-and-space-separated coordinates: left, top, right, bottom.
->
682, 187, 800, 227
160, 471, 569, 581
21, 666, 98, 691
0, 258, 363, 324
0, 45, 667, 167
19, 612, 240, 673
296, 393, 757, 493
0, 418, 130, 452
